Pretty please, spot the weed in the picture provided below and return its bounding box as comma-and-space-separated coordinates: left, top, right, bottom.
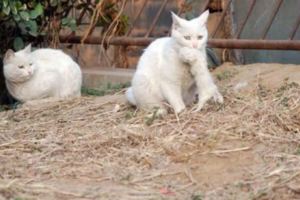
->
125, 110, 135, 120
81, 87, 106, 96
81, 82, 130, 96
276, 79, 299, 97
144, 107, 161, 126
257, 83, 269, 99
295, 147, 300, 155
191, 193, 203, 200
216, 70, 238, 81
14, 198, 24, 200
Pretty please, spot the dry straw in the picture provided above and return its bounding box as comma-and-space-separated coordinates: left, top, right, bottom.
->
0, 74, 299, 199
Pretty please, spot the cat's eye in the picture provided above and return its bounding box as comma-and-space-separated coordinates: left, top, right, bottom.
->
197, 35, 203, 40
184, 36, 191, 40
18, 65, 24, 69
29, 63, 33, 66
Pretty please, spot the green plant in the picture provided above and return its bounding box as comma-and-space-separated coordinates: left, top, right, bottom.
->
144, 107, 163, 126
295, 147, 300, 155
124, 110, 135, 120
0, 0, 129, 55
81, 87, 106, 96
81, 82, 130, 96
191, 194, 203, 200
216, 70, 237, 81
0, 0, 81, 53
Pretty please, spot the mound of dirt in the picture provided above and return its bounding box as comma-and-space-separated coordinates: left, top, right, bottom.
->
0, 63, 299, 200
215, 62, 300, 91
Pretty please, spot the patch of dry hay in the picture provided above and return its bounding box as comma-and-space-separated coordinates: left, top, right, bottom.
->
0, 75, 300, 199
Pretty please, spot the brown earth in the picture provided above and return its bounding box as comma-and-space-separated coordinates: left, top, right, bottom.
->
0, 63, 300, 200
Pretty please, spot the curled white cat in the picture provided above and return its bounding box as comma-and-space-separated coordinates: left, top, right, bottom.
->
3, 44, 82, 103
126, 10, 223, 115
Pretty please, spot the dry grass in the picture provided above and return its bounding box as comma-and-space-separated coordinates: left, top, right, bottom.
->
0, 66, 300, 200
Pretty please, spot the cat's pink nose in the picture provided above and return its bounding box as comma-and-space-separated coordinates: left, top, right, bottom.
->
192, 43, 197, 48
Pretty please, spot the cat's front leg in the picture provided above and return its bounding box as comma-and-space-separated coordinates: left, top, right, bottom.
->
192, 82, 224, 112
191, 87, 215, 112
178, 47, 199, 64
213, 90, 224, 104
192, 87, 223, 112
190, 55, 224, 112
161, 82, 186, 114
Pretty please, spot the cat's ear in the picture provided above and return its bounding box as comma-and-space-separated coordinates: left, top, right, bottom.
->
23, 44, 32, 54
3, 49, 15, 64
171, 12, 184, 30
197, 10, 210, 25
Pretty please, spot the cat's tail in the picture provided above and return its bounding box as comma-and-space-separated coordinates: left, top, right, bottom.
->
125, 87, 137, 106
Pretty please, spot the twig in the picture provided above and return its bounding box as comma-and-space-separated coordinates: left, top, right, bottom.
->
0, 140, 19, 147
201, 146, 251, 155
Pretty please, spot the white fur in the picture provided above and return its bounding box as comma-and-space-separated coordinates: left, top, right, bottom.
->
3, 44, 82, 102
126, 11, 223, 114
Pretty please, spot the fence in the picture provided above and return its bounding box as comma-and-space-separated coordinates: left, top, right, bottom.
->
59, 0, 300, 68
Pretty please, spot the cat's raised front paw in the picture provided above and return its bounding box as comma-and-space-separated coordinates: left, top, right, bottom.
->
179, 47, 199, 64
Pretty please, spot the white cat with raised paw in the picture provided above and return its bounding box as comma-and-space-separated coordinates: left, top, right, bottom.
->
126, 10, 223, 115
3, 44, 82, 103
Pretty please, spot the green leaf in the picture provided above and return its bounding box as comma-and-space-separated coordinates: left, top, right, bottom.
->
61, 18, 77, 31
30, 3, 43, 19
20, 11, 30, 21
13, 37, 24, 51
13, 14, 21, 21
15, 1, 23, 10
3, 0, 9, 8
3, 6, 10, 15
35, 3, 43, 16
17, 21, 27, 34
29, 30, 38, 37
29, 10, 39, 19
25, 20, 38, 36
61, 17, 70, 25
69, 19, 77, 31
9, 1, 18, 15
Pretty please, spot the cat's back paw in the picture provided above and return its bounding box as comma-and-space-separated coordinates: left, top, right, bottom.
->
125, 87, 137, 106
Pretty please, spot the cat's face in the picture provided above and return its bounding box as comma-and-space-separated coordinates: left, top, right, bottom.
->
171, 10, 209, 49
3, 44, 35, 83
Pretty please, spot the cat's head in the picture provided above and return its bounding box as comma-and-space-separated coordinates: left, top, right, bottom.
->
3, 44, 35, 83
171, 10, 209, 49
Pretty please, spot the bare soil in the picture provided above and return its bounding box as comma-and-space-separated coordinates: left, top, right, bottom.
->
0, 63, 300, 200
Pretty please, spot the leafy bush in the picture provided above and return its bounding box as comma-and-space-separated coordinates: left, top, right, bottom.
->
0, 0, 82, 53
0, 0, 129, 54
